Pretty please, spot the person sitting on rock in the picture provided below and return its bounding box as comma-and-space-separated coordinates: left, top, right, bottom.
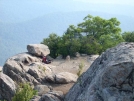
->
42, 56, 51, 64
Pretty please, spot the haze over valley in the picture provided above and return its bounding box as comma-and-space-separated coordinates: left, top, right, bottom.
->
0, 0, 134, 66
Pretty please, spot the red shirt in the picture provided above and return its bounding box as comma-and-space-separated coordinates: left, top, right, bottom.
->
42, 56, 46, 62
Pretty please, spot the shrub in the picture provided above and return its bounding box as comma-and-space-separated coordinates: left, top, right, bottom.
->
77, 62, 84, 77
12, 83, 37, 101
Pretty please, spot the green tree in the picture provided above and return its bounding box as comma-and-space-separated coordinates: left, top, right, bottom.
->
99, 34, 124, 52
58, 33, 81, 57
78, 15, 121, 39
122, 31, 134, 42
79, 36, 102, 54
41, 33, 60, 58
41, 14, 123, 57
12, 83, 37, 101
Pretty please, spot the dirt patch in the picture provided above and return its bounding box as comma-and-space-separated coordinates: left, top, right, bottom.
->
45, 55, 98, 95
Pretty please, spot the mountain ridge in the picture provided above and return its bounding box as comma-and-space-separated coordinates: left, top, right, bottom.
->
0, 11, 134, 66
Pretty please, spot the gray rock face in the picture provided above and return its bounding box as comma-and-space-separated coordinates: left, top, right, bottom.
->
0, 73, 16, 101
46, 72, 78, 84
27, 44, 50, 57
3, 53, 52, 86
34, 85, 51, 96
40, 91, 64, 101
55, 72, 78, 84
30, 95, 41, 101
65, 42, 134, 101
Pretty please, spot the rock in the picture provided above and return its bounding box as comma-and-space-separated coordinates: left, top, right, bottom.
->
34, 85, 51, 96
66, 55, 70, 61
88, 55, 99, 61
81, 54, 87, 56
87, 55, 99, 64
11, 52, 40, 65
55, 72, 78, 84
0, 72, 16, 101
45, 74, 55, 83
28, 68, 42, 79
0, 66, 2, 72
3, 53, 52, 86
40, 91, 64, 101
30, 95, 41, 101
56, 55, 63, 60
65, 42, 134, 101
75, 52, 80, 58
46, 72, 78, 84
27, 44, 50, 57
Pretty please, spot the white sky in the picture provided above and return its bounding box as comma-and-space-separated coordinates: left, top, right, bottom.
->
74, 0, 134, 6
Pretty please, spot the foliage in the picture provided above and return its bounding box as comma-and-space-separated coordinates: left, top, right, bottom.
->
77, 62, 84, 77
41, 14, 124, 58
79, 36, 102, 54
41, 33, 60, 58
12, 83, 37, 101
58, 33, 81, 57
122, 31, 134, 42
99, 34, 124, 52
78, 15, 121, 39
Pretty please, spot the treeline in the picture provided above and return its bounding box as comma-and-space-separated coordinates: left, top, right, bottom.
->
41, 14, 134, 58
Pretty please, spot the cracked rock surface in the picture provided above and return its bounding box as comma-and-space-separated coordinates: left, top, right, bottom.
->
65, 42, 134, 101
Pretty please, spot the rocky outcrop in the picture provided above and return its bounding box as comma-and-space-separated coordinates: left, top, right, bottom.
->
65, 42, 134, 101
55, 72, 78, 84
0, 72, 16, 101
27, 44, 50, 57
30, 91, 64, 101
3, 52, 52, 86
34, 85, 51, 96
2, 43, 99, 101
40, 91, 64, 101
46, 72, 78, 84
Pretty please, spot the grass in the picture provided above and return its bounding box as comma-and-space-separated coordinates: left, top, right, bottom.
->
77, 62, 84, 77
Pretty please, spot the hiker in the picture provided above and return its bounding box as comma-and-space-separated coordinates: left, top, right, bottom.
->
42, 56, 51, 64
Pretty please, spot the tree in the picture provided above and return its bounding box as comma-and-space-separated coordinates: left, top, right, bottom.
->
58, 33, 81, 57
122, 31, 134, 42
65, 25, 82, 39
41, 14, 123, 58
99, 34, 124, 52
78, 15, 121, 39
79, 36, 102, 54
41, 33, 60, 58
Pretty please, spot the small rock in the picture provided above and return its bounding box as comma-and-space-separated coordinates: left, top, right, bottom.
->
55, 72, 78, 84
66, 55, 70, 61
34, 85, 50, 96
40, 91, 64, 101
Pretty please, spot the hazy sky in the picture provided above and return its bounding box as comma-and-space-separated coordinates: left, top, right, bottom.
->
0, 0, 134, 23
74, 0, 134, 5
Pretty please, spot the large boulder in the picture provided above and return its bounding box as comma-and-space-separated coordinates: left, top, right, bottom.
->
34, 85, 51, 96
46, 72, 78, 84
65, 42, 134, 101
55, 72, 78, 84
40, 91, 64, 101
27, 44, 50, 57
3, 53, 52, 86
0, 73, 16, 101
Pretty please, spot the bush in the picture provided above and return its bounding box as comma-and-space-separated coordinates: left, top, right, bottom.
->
77, 62, 84, 77
12, 83, 37, 101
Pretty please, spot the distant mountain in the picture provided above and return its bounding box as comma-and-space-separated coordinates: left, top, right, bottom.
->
0, 11, 134, 66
